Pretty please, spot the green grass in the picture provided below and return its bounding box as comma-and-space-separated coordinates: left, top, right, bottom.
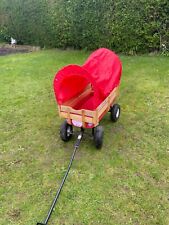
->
0, 50, 169, 225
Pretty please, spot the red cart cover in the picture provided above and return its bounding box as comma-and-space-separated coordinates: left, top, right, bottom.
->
54, 48, 122, 110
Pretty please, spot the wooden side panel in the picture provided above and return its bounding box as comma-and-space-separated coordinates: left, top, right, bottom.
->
58, 86, 119, 127
60, 105, 95, 117
60, 111, 94, 123
97, 87, 119, 118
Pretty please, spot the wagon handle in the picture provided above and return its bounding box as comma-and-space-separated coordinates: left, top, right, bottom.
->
37, 130, 84, 225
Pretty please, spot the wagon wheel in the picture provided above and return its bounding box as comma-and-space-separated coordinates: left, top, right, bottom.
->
110, 104, 121, 122
60, 120, 73, 142
93, 126, 104, 149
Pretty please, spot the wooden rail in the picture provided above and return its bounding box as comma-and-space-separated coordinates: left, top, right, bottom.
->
58, 86, 119, 127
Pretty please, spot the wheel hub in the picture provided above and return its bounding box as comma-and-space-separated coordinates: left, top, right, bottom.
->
116, 108, 120, 118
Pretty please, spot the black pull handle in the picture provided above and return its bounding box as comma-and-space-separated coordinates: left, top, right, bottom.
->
37, 130, 84, 225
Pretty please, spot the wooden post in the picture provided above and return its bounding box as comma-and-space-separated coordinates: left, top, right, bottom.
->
108, 96, 111, 109
67, 107, 71, 124
82, 110, 85, 127
58, 105, 61, 117
95, 109, 98, 126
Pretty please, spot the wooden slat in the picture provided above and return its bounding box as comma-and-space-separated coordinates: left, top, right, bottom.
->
60, 112, 94, 123
63, 84, 93, 108
67, 107, 71, 124
58, 105, 61, 117
58, 86, 120, 126
94, 109, 99, 124
60, 105, 94, 117
82, 109, 85, 127
97, 87, 118, 111
98, 87, 118, 118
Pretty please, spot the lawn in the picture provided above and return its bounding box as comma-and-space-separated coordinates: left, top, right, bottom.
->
0, 50, 169, 225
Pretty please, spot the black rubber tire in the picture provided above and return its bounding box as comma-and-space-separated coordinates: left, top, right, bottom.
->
93, 126, 104, 149
60, 120, 73, 142
110, 104, 120, 122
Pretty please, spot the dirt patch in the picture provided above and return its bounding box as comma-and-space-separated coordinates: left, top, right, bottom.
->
8, 208, 21, 220
0, 44, 40, 56
0, 47, 28, 56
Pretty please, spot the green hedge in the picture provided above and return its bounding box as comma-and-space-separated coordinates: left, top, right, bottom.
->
0, 0, 168, 53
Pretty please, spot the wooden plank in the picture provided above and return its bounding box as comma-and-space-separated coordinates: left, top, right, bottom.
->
63, 84, 93, 108
96, 109, 99, 124
97, 87, 119, 118
96, 87, 118, 112
97, 94, 116, 118
60, 105, 94, 117
58, 105, 61, 117
60, 111, 94, 123
82, 109, 85, 127
67, 107, 71, 124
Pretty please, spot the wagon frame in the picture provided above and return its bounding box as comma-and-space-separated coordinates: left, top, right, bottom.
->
58, 85, 120, 128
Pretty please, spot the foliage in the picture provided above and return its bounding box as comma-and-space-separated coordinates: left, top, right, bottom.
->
0, 0, 51, 46
0, 0, 168, 53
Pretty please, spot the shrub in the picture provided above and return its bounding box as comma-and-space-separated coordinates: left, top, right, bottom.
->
0, 0, 168, 53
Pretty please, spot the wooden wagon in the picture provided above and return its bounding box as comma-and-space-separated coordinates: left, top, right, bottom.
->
54, 48, 122, 148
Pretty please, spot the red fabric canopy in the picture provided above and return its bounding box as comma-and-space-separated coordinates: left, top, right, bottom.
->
54, 48, 122, 110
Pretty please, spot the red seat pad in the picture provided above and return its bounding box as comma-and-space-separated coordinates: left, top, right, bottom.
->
53, 48, 122, 110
